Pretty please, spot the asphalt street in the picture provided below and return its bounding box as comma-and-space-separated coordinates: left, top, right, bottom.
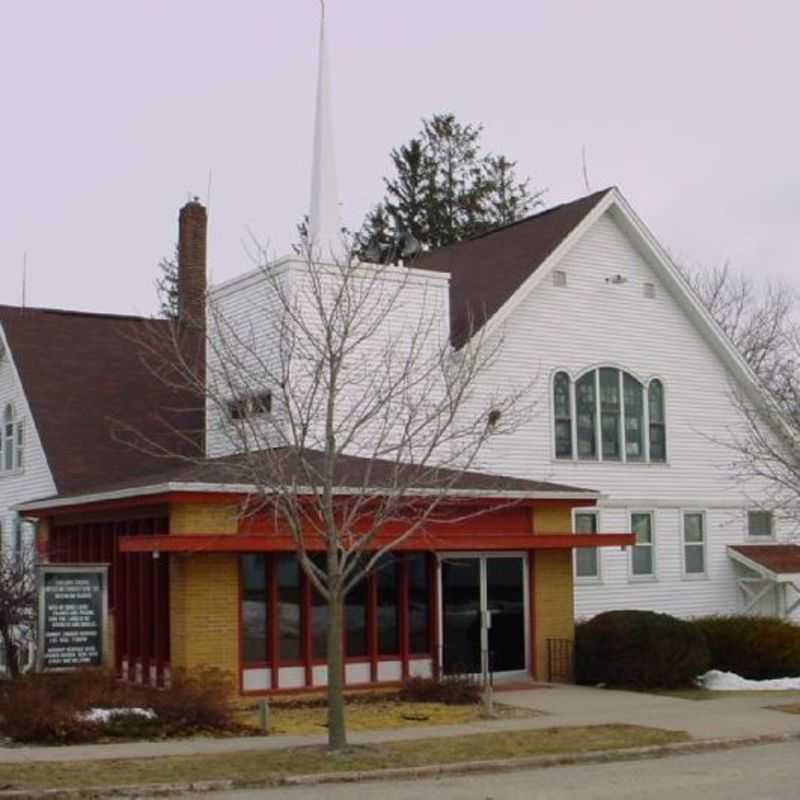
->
191, 740, 800, 800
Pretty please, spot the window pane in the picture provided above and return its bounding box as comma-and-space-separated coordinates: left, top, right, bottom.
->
241, 555, 267, 664
600, 368, 621, 460
345, 573, 368, 658
632, 546, 653, 576
748, 511, 772, 537
631, 513, 652, 544
408, 553, 430, 654
310, 555, 328, 660
277, 555, 302, 661
554, 373, 572, 459
649, 380, 666, 462
574, 513, 597, 534
576, 372, 596, 459
684, 513, 704, 543
575, 547, 599, 578
376, 556, 400, 655
649, 424, 666, 461
623, 373, 644, 460
685, 545, 705, 574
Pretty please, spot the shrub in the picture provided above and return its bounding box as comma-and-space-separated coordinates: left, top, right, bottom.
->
399, 675, 482, 705
0, 665, 239, 743
693, 615, 800, 680
575, 610, 711, 690
145, 666, 237, 733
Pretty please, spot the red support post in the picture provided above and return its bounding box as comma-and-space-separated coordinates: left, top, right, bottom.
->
399, 555, 410, 681
270, 556, 279, 690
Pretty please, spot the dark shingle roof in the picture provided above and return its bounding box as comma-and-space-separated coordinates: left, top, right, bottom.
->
417, 188, 611, 346
21, 446, 596, 507
0, 305, 203, 495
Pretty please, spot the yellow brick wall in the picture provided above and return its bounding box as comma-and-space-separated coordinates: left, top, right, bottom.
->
169, 552, 240, 677
168, 502, 240, 683
170, 502, 239, 535
531, 506, 574, 681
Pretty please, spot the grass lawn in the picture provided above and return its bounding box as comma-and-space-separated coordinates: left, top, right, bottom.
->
241, 699, 538, 735
0, 725, 689, 791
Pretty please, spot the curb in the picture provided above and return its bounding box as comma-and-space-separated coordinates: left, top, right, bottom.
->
4, 731, 800, 799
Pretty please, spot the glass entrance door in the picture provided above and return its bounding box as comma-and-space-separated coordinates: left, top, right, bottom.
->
440, 554, 527, 678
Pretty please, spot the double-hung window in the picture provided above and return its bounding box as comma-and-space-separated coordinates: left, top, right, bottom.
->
574, 511, 600, 580
682, 512, 706, 577
630, 512, 655, 578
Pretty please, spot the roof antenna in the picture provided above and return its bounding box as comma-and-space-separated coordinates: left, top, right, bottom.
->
581, 145, 592, 193
21, 252, 27, 311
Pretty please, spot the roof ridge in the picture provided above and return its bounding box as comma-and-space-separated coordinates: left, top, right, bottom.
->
0, 304, 164, 324
422, 186, 614, 256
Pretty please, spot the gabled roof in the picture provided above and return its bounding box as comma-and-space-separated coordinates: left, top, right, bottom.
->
729, 545, 800, 578
16, 445, 598, 512
0, 305, 203, 496
417, 189, 612, 345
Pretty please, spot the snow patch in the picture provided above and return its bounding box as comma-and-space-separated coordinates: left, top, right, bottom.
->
697, 670, 800, 691
77, 707, 157, 723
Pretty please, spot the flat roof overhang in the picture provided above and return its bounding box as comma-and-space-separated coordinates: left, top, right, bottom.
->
120, 532, 634, 553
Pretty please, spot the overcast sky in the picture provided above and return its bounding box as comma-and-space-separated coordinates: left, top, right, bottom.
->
2, 1, 798, 316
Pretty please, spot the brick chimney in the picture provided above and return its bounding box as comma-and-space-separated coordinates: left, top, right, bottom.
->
177, 198, 207, 326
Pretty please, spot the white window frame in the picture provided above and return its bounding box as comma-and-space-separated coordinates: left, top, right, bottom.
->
681, 510, 708, 580
0, 404, 22, 475
746, 509, 774, 541
572, 508, 601, 583
628, 510, 656, 581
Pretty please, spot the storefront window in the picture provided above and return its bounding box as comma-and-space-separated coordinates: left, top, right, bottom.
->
408, 553, 430, 654
277, 555, 302, 661
241, 555, 267, 664
376, 555, 400, 655
346, 573, 369, 657
311, 555, 329, 659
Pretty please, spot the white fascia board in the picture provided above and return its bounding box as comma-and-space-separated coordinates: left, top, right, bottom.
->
15, 480, 598, 512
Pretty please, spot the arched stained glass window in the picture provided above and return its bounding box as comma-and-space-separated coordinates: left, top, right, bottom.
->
553, 372, 572, 458
648, 379, 666, 462
553, 370, 665, 464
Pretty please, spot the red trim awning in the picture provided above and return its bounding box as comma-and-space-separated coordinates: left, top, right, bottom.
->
120, 532, 634, 554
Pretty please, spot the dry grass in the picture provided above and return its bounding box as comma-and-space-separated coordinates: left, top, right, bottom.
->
649, 688, 800, 702
764, 703, 800, 715
239, 700, 537, 735
0, 725, 689, 791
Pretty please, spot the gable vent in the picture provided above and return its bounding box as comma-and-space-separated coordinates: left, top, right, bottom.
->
553, 270, 567, 288
643, 282, 656, 299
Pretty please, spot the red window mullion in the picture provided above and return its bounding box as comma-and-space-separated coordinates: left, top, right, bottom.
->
430, 554, 440, 679
399, 554, 410, 680
270, 555, 279, 690
303, 570, 313, 687
368, 571, 378, 683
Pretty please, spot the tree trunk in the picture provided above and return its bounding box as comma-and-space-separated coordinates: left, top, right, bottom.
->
0, 623, 19, 680
326, 591, 347, 750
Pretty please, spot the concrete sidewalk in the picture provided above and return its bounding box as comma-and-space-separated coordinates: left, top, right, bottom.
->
2, 683, 800, 764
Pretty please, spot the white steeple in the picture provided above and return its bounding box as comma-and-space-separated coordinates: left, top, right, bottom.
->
308, 1, 343, 260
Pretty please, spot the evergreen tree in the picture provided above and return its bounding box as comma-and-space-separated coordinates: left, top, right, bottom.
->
155, 246, 179, 320
363, 113, 543, 253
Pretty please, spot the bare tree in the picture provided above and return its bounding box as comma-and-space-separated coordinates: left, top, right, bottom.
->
126, 243, 531, 750
0, 544, 36, 680
681, 262, 800, 524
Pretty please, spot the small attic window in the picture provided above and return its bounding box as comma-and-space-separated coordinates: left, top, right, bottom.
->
643, 282, 656, 299
553, 270, 567, 288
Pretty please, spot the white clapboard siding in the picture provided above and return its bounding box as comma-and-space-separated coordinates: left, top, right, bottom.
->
205, 257, 451, 461
472, 208, 795, 619
0, 325, 57, 550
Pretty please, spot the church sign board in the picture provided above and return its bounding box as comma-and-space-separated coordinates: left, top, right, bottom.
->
37, 564, 109, 671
